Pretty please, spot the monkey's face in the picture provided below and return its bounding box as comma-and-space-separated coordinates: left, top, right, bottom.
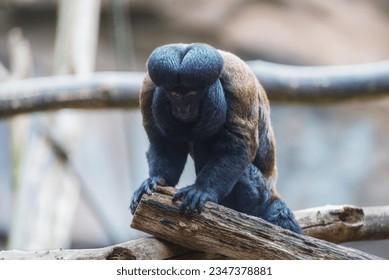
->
165, 88, 205, 123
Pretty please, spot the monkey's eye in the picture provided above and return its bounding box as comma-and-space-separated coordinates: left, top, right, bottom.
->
169, 91, 179, 97
188, 91, 197, 96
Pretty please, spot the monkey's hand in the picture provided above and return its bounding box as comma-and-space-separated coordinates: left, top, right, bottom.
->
172, 184, 218, 215
130, 177, 165, 215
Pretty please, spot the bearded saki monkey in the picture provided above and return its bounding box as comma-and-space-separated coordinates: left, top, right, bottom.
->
130, 43, 302, 234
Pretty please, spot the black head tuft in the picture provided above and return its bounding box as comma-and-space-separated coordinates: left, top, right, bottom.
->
147, 43, 224, 89
180, 43, 224, 89
147, 43, 186, 88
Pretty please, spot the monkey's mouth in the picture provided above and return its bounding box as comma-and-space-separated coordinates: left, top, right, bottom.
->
173, 112, 198, 123
176, 114, 197, 123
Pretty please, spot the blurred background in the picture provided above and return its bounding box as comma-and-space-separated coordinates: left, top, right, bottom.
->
0, 0, 388, 258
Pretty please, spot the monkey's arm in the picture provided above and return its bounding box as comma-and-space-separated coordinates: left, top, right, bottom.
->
140, 74, 189, 184
130, 137, 188, 215
130, 76, 188, 214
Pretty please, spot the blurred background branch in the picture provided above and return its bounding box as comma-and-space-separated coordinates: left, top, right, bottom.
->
1, 59, 389, 119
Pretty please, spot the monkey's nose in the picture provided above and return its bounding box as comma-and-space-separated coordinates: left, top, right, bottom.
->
175, 106, 196, 122
178, 106, 190, 114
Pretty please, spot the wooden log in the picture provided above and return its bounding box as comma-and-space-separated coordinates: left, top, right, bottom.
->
0, 238, 190, 260
295, 205, 389, 243
2, 193, 388, 259
131, 188, 382, 260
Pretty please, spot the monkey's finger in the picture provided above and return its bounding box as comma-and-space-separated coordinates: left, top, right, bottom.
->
180, 188, 202, 214
151, 183, 158, 192
197, 194, 209, 212
131, 188, 143, 203
172, 187, 189, 202
129, 201, 138, 215
144, 183, 152, 195
172, 192, 183, 202
180, 192, 193, 213
188, 192, 202, 213
145, 186, 155, 195
150, 177, 161, 191
144, 179, 157, 195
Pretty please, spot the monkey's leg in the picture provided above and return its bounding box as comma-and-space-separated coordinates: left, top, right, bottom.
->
261, 197, 302, 234
219, 165, 266, 214
224, 164, 302, 234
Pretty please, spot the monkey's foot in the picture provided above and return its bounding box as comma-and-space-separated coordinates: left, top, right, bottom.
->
262, 199, 302, 234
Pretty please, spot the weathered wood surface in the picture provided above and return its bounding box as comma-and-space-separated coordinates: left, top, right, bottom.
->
0, 188, 389, 260
0, 238, 190, 260
130, 188, 382, 260
295, 205, 389, 243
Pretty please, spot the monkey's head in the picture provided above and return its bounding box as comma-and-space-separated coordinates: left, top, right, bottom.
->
147, 43, 224, 123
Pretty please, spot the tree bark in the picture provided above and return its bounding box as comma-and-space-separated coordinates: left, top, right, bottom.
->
2, 190, 388, 260
0, 238, 190, 260
295, 205, 389, 243
248, 59, 389, 103
130, 188, 382, 260
0, 72, 142, 118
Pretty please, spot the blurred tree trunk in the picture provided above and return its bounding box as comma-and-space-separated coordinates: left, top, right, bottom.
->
4, 28, 33, 249
8, 0, 101, 250
0, 58, 11, 243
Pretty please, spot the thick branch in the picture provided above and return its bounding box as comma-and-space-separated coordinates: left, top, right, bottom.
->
0, 72, 143, 118
248, 60, 389, 102
1, 60, 389, 118
295, 205, 389, 243
0, 237, 190, 260
130, 188, 381, 260
2, 194, 387, 260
